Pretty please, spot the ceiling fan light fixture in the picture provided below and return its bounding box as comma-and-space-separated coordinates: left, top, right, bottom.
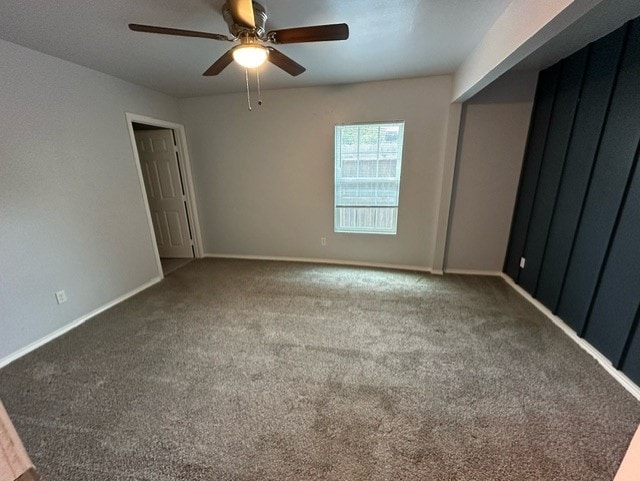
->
232, 44, 269, 68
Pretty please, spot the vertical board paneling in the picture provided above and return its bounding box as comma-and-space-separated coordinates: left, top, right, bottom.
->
506, 18, 640, 386
504, 65, 560, 280
519, 49, 588, 295
583, 152, 640, 364
536, 28, 626, 311
556, 19, 640, 334
621, 314, 640, 384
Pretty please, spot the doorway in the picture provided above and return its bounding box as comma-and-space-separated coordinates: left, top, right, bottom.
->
126, 114, 202, 277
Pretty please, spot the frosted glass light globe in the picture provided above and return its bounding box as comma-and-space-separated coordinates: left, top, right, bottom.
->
232, 45, 268, 68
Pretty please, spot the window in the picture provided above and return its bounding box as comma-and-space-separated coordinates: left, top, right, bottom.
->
334, 122, 405, 234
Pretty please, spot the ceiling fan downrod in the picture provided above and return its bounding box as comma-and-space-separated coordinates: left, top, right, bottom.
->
128, 0, 349, 83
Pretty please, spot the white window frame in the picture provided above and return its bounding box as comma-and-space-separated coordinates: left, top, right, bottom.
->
334, 121, 405, 235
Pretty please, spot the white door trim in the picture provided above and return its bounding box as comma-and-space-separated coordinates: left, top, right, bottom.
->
125, 113, 204, 277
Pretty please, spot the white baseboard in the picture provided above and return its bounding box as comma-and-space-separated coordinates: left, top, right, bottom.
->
204, 253, 433, 273
0, 277, 162, 370
6, 264, 636, 404
500, 273, 640, 402
445, 269, 503, 276
204, 255, 507, 278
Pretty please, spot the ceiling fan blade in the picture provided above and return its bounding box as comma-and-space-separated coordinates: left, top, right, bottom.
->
267, 48, 306, 76
203, 50, 235, 76
268, 23, 349, 44
129, 24, 232, 42
228, 0, 256, 28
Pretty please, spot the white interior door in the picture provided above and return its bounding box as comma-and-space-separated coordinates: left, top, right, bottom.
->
135, 129, 194, 258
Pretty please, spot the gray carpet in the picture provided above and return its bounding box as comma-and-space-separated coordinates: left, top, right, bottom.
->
160, 257, 193, 276
1, 259, 639, 480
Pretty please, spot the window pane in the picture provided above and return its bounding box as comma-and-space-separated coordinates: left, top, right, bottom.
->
378, 159, 397, 177
334, 207, 398, 234
334, 122, 405, 234
359, 160, 376, 177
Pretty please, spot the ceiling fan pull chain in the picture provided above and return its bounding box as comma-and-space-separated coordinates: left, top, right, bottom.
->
256, 69, 263, 106
245, 68, 252, 111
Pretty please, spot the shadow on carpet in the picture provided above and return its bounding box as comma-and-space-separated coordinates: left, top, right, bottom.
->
1, 259, 639, 480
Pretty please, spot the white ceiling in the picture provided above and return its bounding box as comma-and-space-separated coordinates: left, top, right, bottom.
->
515, 0, 640, 71
2, 0, 640, 99
0, 0, 514, 98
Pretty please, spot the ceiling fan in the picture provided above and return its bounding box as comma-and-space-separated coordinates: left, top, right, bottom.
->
129, 0, 350, 77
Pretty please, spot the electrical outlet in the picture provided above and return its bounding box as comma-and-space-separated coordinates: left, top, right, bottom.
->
320, 237, 327, 246
55, 290, 67, 304
520, 257, 526, 269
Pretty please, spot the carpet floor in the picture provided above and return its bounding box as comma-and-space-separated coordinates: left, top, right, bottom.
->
160, 257, 194, 276
1, 259, 639, 480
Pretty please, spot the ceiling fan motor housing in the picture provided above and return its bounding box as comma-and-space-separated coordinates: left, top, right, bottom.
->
129, 0, 348, 77
223, 1, 268, 39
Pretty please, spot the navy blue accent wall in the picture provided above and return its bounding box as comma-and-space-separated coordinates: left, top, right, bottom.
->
535, 28, 625, 312
504, 65, 560, 280
504, 18, 640, 385
518, 49, 588, 295
556, 20, 640, 334
622, 314, 640, 382
584, 150, 640, 365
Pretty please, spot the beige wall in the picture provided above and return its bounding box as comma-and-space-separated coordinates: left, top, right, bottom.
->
179, 76, 455, 269
0, 41, 535, 364
446, 70, 538, 272
0, 39, 182, 362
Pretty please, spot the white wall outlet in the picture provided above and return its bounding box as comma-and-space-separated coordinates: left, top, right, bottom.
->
320, 237, 327, 246
520, 257, 526, 269
55, 290, 67, 304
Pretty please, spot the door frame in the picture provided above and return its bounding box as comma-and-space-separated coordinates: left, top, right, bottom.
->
125, 113, 203, 278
